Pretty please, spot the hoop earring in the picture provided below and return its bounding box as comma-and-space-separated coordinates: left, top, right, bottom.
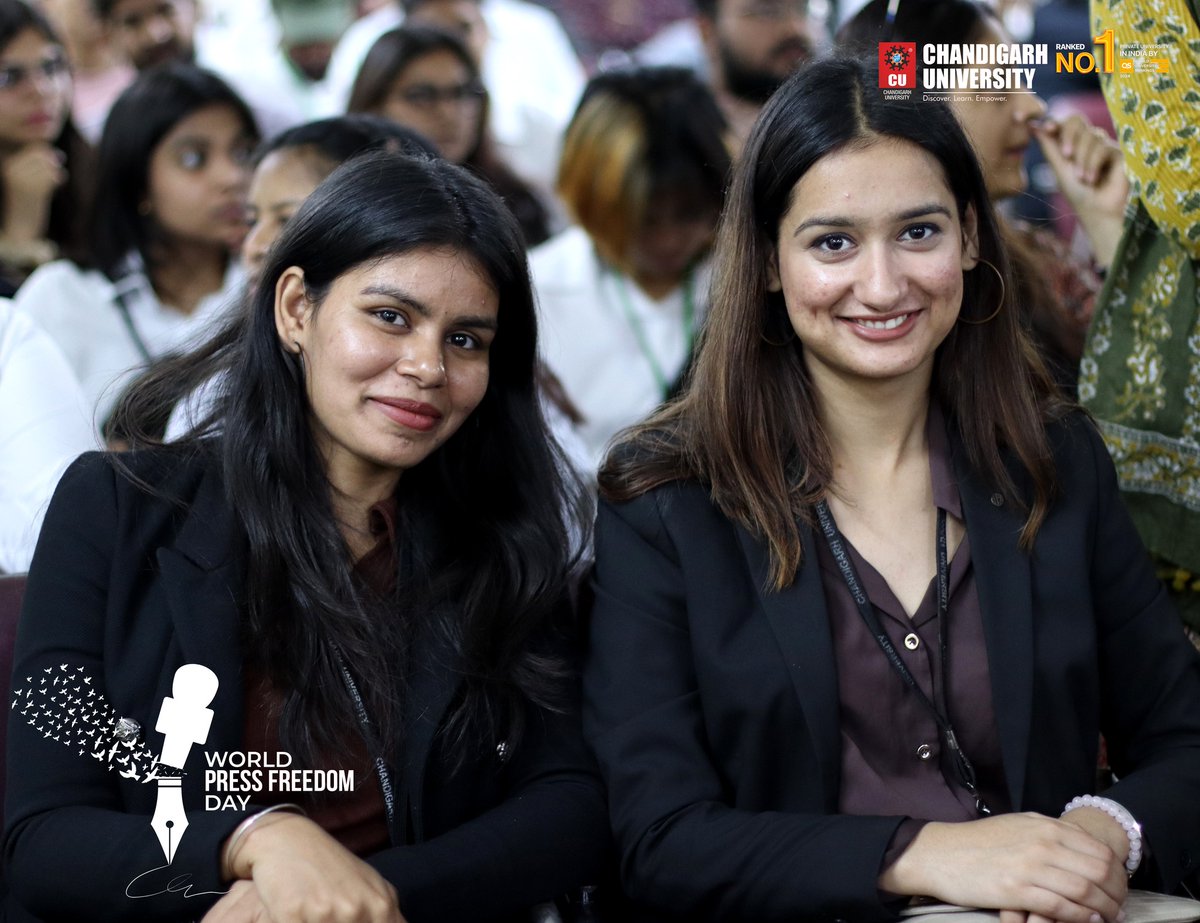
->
761, 310, 797, 347
958, 258, 1005, 325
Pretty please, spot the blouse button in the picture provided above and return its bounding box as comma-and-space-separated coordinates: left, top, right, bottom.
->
990, 492, 1004, 507
916, 743, 934, 761
904, 633, 920, 651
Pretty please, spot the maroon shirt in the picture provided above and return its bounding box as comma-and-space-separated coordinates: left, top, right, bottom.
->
814, 406, 1011, 824
241, 500, 396, 856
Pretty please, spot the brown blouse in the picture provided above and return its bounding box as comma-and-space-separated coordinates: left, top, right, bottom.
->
814, 405, 1011, 823
240, 499, 397, 856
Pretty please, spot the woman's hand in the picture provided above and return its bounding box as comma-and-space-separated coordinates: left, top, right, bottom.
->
881, 812, 1128, 923
207, 813, 405, 923
1059, 805, 1132, 869
1034, 115, 1130, 269
2, 143, 65, 241
201, 880, 266, 922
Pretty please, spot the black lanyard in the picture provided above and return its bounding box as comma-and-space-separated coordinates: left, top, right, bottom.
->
814, 500, 991, 817
332, 645, 401, 846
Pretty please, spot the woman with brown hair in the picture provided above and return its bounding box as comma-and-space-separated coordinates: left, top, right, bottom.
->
583, 56, 1200, 922
838, 0, 1128, 395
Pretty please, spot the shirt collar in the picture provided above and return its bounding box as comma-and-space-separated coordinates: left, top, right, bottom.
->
927, 399, 962, 521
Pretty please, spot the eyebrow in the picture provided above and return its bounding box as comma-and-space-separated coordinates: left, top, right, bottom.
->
169, 129, 254, 148
361, 284, 498, 330
0, 50, 65, 66
792, 203, 953, 236
168, 135, 210, 149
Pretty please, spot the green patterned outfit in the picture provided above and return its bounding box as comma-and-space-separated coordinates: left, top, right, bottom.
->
1082, 0, 1200, 627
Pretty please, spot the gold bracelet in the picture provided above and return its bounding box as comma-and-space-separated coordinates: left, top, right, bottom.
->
222, 803, 307, 878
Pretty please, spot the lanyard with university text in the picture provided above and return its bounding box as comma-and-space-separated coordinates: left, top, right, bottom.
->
813, 499, 991, 817
332, 645, 401, 845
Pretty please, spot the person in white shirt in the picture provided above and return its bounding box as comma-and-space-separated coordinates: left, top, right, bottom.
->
36, 0, 134, 146
0, 299, 95, 574
531, 66, 730, 474
326, 0, 584, 197
200, 0, 356, 132
13, 64, 257, 437
90, 0, 296, 138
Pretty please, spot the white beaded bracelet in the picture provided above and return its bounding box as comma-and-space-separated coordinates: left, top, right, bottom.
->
1062, 794, 1143, 875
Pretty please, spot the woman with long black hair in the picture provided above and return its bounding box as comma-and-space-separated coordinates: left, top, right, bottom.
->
12, 62, 257, 435
5, 151, 606, 922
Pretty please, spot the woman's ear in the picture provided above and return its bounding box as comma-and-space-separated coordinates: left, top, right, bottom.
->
961, 204, 980, 271
766, 248, 782, 292
274, 267, 310, 354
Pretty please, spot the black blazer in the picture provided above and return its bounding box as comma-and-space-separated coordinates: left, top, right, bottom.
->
583, 414, 1200, 922
4, 448, 608, 922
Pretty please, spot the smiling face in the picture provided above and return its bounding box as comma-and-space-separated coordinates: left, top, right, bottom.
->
145, 103, 256, 252
947, 21, 1047, 201
771, 138, 977, 390
274, 246, 499, 495
0, 27, 70, 149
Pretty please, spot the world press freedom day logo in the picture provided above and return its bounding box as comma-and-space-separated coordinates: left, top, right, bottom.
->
880, 43, 917, 89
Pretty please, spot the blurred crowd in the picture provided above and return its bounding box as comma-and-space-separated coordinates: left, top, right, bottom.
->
3, 0, 1200, 919
3, 0, 1143, 573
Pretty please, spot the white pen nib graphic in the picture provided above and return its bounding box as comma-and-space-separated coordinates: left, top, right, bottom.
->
14, 662, 218, 865
11, 665, 159, 778
151, 664, 219, 863
150, 777, 188, 864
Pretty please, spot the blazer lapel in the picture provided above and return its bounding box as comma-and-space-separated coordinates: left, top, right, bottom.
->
953, 443, 1035, 810
154, 462, 245, 758
735, 520, 842, 806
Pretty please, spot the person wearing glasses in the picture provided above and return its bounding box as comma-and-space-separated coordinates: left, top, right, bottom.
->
583, 56, 1200, 921
348, 25, 550, 247
326, 0, 584, 203
0, 0, 91, 295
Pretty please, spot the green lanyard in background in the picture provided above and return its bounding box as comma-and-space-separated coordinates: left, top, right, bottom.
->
611, 268, 696, 400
